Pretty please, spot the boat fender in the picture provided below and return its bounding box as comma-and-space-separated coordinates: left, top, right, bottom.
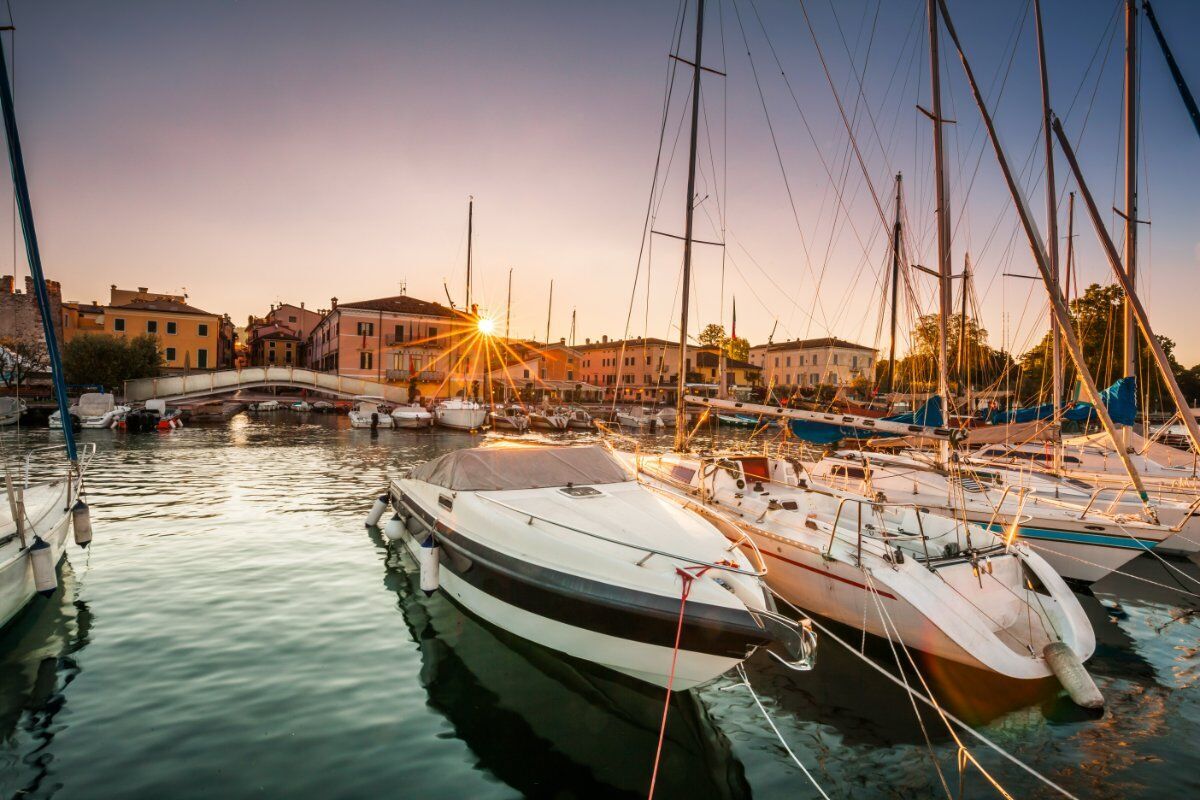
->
29, 537, 57, 597
1043, 641, 1104, 709
365, 494, 388, 527
72, 500, 93, 548
383, 513, 405, 541
418, 536, 440, 595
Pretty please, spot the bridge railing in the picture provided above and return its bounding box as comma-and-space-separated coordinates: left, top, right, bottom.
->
123, 367, 412, 403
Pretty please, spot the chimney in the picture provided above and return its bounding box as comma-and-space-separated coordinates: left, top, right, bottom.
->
559, 337, 566, 345
602, 334, 608, 344
0, 275, 11, 293
138, 286, 149, 293
330, 297, 338, 309
585, 337, 591, 345
300, 301, 305, 310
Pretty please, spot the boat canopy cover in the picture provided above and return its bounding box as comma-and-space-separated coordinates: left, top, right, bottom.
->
410, 445, 631, 491
988, 376, 1136, 426
77, 393, 115, 416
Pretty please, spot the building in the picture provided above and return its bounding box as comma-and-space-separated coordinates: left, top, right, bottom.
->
217, 314, 237, 369
104, 286, 223, 371
247, 322, 302, 366
486, 340, 601, 403
306, 293, 475, 398
748, 337, 877, 388
0, 275, 63, 347
62, 300, 105, 341
575, 336, 757, 402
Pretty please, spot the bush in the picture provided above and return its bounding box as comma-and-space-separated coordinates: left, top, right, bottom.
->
63, 333, 164, 392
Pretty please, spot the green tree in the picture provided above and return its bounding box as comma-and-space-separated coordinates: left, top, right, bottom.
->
697, 323, 749, 362
698, 323, 726, 347
896, 313, 1009, 393
62, 333, 163, 392
726, 336, 750, 362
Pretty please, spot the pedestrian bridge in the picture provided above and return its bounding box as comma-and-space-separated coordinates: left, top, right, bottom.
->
123, 367, 410, 403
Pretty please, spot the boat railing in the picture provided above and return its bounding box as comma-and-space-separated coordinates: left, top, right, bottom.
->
476, 492, 768, 578
19, 441, 96, 488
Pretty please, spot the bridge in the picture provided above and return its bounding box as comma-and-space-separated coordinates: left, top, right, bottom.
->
123, 367, 411, 404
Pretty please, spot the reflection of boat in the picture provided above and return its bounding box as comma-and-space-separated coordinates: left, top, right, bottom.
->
0, 397, 26, 426
367, 525, 752, 798
390, 443, 795, 689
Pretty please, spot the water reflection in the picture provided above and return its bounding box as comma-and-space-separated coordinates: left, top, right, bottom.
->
367, 526, 752, 798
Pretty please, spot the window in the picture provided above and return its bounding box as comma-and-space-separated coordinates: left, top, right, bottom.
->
785, 356, 791, 367
811, 373, 818, 384
146, 320, 158, 334
785, 374, 791, 385
356, 322, 374, 336
427, 326, 437, 339
197, 349, 209, 369
523, 369, 530, 379
165, 347, 176, 361
645, 356, 651, 365
166, 321, 177, 335
359, 351, 373, 370
268, 351, 276, 364
285, 351, 293, 364
394, 324, 404, 341
198, 323, 209, 337
831, 354, 838, 365
288, 315, 297, 323
114, 318, 125, 332
852, 356, 858, 368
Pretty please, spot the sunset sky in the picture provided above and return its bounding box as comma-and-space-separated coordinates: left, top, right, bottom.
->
4, 0, 1199, 364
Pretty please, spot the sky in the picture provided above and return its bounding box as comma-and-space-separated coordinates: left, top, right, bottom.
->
3, 0, 1199, 364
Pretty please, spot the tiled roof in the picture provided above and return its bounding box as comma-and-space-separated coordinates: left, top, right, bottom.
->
336, 295, 458, 318
750, 336, 876, 352
108, 298, 217, 316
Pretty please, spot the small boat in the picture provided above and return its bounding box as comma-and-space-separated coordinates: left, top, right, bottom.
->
626, 450, 1097, 684
434, 398, 488, 431
387, 443, 812, 689
489, 405, 530, 432
145, 399, 184, 430
291, 400, 312, 413
47, 407, 80, 430
349, 396, 394, 429
615, 407, 659, 431
392, 403, 434, 429
0, 397, 26, 426
311, 400, 335, 413
529, 407, 570, 431
564, 407, 594, 431
186, 400, 244, 422
249, 400, 280, 412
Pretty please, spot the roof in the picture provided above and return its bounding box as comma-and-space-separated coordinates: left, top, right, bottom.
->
108, 298, 217, 317
335, 295, 458, 318
749, 337, 876, 352
66, 301, 104, 313
575, 337, 675, 351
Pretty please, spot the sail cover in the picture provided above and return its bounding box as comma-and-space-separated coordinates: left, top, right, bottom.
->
788, 396, 944, 444
989, 376, 1137, 427
410, 444, 632, 491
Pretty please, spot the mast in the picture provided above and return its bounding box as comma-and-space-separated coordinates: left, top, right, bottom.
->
934, 0, 1157, 517
1065, 192, 1075, 304
958, 253, 971, 405
505, 267, 512, 341
928, 0, 953, 454
1122, 0, 1138, 385
887, 173, 902, 397
544, 280, 553, 344
466, 196, 474, 310
674, 0, 705, 452
0, 32, 77, 463
1143, 0, 1200, 141
570, 308, 576, 347
1034, 0, 1063, 435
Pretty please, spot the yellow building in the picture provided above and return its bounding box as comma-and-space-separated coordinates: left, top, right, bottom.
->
104, 287, 221, 371
61, 300, 105, 342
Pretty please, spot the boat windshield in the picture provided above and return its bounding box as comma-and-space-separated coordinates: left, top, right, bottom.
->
410, 444, 631, 491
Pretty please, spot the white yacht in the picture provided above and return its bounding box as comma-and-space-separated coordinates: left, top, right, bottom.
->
349, 396, 394, 429
391, 403, 433, 429
624, 450, 1096, 685
434, 398, 488, 431
387, 444, 814, 689
564, 407, 594, 431
0, 397, 25, 426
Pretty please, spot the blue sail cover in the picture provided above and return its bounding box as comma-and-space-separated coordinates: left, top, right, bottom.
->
989, 376, 1137, 427
788, 396, 944, 444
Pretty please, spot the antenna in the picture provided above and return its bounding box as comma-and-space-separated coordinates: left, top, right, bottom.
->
442, 280, 456, 310
399, 279, 407, 296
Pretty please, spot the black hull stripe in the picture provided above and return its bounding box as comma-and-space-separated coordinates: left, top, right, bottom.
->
398, 492, 771, 659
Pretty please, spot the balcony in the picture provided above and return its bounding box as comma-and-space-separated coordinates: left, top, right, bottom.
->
387, 369, 445, 382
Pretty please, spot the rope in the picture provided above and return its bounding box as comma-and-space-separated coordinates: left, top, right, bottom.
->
732, 663, 830, 799
647, 565, 705, 799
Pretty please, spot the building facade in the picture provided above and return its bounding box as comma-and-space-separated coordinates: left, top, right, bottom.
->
62, 300, 105, 341
103, 287, 222, 371
575, 337, 758, 402
748, 337, 877, 388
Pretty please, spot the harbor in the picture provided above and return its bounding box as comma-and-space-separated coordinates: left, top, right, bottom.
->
4, 0, 1200, 797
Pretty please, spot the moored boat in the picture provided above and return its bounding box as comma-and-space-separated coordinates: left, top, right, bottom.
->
434, 398, 488, 431
391, 403, 433, 429
349, 396, 394, 429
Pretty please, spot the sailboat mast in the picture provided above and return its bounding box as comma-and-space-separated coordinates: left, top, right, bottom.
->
887, 173, 902, 397
0, 34, 76, 463
675, 0, 705, 452
928, 0, 953, 448
570, 308, 576, 347
505, 267, 512, 341
1122, 0, 1138, 384
466, 197, 474, 311
1034, 0, 1063, 427
544, 280, 553, 344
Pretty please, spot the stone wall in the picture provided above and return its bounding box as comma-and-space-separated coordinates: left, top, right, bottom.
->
0, 276, 64, 347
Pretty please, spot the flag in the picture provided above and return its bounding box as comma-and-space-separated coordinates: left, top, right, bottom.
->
731, 296, 737, 340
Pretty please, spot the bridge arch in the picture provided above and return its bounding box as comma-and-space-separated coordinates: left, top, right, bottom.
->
123, 367, 412, 404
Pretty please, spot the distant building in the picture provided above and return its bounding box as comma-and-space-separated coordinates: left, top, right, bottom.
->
62, 299, 105, 341
486, 340, 601, 403
104, 286, 223, 371
248, 322, 301, 367
575, 336, 759, 402
747, 337, 877, 388
0, 275, 63, 347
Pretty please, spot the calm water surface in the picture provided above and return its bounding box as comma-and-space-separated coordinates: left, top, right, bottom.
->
1, 413, 1198, 798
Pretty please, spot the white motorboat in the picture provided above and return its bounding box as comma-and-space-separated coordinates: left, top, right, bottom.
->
529, 407, 570, 431
311, 400, 335, 413
615, 407, 662, 431
625, 450, 1097, 684
1, 443, 95, 631
489, 406, 530, 432
291, 400, 312, 413
434, 398, 488, 431
0, 397, 26, 426
249, 400, 280, 412
391, 403, 434, 429
805, 450, 1176, 584
564, 407, 594, 431
386, 443, 813, 690
349, 396, 394, 429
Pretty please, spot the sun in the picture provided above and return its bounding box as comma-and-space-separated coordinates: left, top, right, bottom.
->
476, 316, 496, 336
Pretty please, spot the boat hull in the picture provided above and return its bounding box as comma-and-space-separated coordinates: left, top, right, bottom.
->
0, 480, 75, 632
435, 408, 488, 430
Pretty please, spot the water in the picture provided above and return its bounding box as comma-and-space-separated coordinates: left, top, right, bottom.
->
1, 413, 1198, 798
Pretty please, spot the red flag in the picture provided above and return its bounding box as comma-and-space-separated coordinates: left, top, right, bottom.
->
731, 297, 737, 340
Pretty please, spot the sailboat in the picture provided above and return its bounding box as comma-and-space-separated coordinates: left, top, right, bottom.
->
0, 35, 96, 632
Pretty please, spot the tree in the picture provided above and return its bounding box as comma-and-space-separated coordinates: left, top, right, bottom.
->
0, 336, 48, 388
726, 336, 750, 362
898, 313, 1008, 393
62, 333, 163, 392
698, 324, 726, 347
698, 323, 749, 362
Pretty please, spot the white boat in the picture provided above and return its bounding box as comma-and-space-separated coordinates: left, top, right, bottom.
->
529, 407, 570, 431
489, 406, 530, 432
391, 403, 434, 429
0, 397, 26, 426
249, 400, 280, 412
290, 400, 312, 413
349, 396, 394, 429
434, 398, 488, 431
616, 407, 662, 431
1, 443, 95, 631
564, 407, 594, 431
311, 400, 335, 413
72, 393, 128, 429
805, 450, 1176, 584
624, 450, 1096, 682
387, 443, 812, 689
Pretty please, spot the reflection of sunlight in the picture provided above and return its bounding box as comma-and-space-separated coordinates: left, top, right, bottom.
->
229, 411, 249, 446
